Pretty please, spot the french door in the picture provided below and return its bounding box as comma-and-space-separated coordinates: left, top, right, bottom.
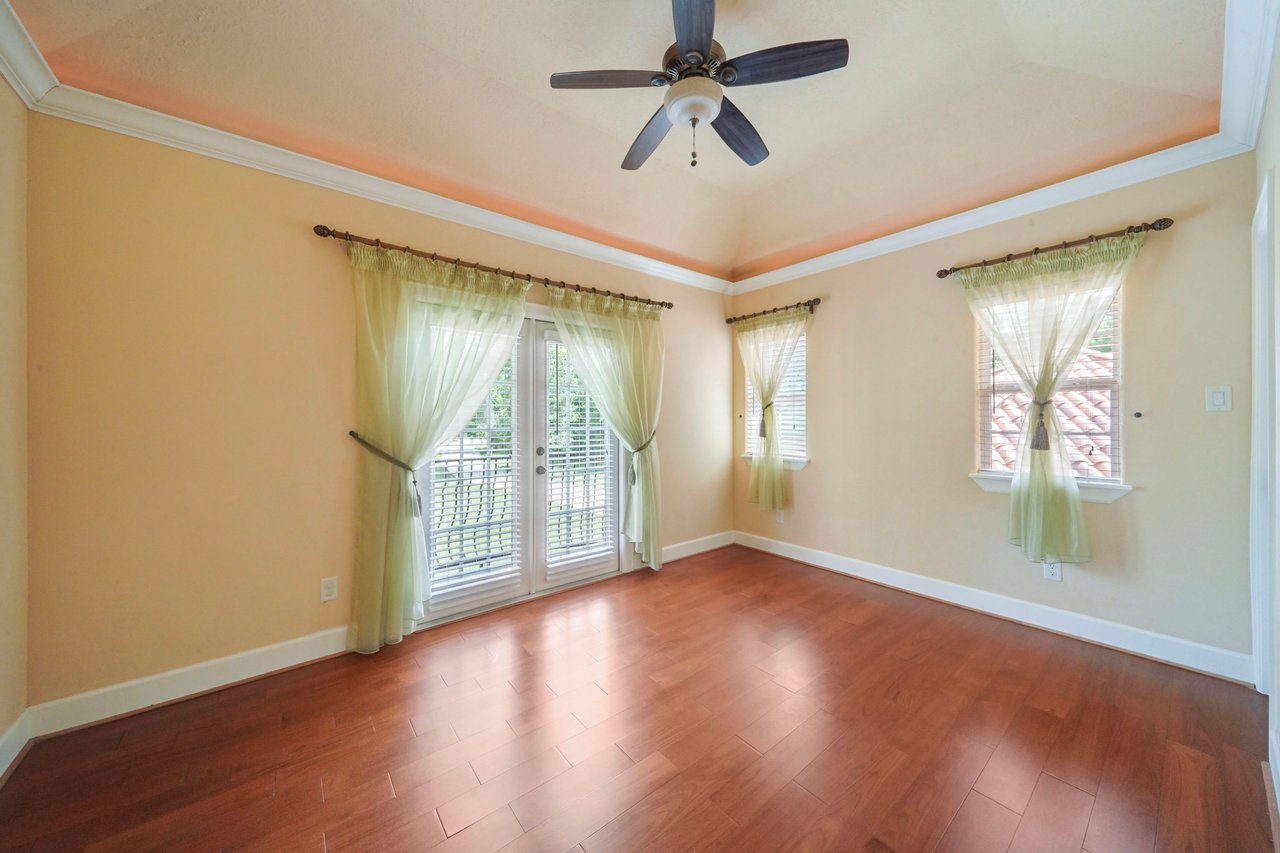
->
419, 318, 622, 622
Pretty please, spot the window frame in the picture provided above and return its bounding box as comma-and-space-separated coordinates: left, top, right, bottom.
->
744, 332, 808, 466
971, 295, 1132, 503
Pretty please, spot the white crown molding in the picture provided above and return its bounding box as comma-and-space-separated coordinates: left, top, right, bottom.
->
0, 1, 53, 107
1221, 0, 1280, 147
31, 86, 731, 294
733, 532, 1255, 683
1, 0, 1275, 295
728, 133, 1251, 294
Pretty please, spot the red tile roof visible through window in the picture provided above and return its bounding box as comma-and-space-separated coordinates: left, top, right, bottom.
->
990, 350, 1115, 479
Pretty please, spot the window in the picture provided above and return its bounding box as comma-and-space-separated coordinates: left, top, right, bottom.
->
745, 334, 807, 460
977, 297, 1121, 481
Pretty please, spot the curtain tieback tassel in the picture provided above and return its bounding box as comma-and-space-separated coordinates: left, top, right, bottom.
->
349, 430, 422, 517
759, 401, 773, 438
629, 432, 658, 485
1030, 400, 1052, 451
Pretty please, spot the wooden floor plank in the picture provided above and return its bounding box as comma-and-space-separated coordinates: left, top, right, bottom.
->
0, 546, 1266, 852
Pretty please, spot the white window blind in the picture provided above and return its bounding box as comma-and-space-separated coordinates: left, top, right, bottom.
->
426, 343, 522, 599
977, 296, 1122, 481
745, 334, 807, 460
544, 340, 618, 571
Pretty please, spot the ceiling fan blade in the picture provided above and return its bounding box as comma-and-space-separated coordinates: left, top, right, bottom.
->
622, 107, 673, 170
550, 70, 666, 89
711, 98, 768, 166
673, 0, 715, 62
721, 39, 850, 87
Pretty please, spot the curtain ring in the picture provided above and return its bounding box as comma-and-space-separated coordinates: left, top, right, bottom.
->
430, 252, 437, 261
1032, 247, 1040, 255
1005, 254, 1013, 263
1061, 240, 1068, 250
375, 239, 381, 248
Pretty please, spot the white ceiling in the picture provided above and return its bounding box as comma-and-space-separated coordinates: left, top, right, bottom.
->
12, 0, 1225, 279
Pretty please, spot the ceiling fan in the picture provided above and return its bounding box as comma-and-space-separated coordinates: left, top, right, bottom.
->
550, 0, 849, 170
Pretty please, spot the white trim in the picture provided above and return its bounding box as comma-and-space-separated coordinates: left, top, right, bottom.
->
1253, 169, 1276, 695
0, 530, 734, 780
739, 453, 809, 471
24, 627, 347, 740
968, 472, 1133, 504
1221, 0, 1280, 147
662, 531, 735, 563
29, 83, 731, 295
0, 1, 1273, 293
728, 134, 1250, 294
0, 708, 32, 783
0, 2, 53, 107
732, 531, 1254, 682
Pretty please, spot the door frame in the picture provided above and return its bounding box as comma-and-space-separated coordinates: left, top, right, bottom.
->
1252, 168, 1275, 695
416, 304, 627, 629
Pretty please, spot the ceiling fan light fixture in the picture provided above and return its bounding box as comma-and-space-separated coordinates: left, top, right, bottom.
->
663, 76, 722, 128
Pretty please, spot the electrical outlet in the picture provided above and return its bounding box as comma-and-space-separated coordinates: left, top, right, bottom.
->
1043, 562, 1062, 582
776, 509, 785, 524
320, 576, 339, 602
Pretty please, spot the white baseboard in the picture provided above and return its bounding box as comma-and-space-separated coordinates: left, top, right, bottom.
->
23, 626, 347, 744
662, 531, 735, 564
0, 707, 32, 782
0, 534, 742, 781
732, 531, 1255, 683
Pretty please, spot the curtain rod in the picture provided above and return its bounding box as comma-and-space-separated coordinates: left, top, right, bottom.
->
936, 217, 1174, 279
313, 225, 674, 309
725, 298, 821, 325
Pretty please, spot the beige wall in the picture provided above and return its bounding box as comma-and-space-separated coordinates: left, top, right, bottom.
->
730, 153, 1256, 655
25, 114, 733, 705
0, 77, 28, 733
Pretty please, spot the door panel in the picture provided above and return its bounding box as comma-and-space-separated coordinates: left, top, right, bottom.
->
423, 336, 528, 618
535, 327, 620, 590
421, 319, 619, 623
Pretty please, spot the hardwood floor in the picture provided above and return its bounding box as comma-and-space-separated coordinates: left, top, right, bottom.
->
0, 545, 1271, 852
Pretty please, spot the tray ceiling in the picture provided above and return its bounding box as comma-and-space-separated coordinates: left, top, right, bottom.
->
12, 0, 1224, 280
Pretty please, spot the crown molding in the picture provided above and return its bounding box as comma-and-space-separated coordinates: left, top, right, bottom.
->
0, 1, 53, 107
728, 132, 1251, 294
1221, 0, 1280, 147
30, 86, 731, 294
0, 0, 1275, 296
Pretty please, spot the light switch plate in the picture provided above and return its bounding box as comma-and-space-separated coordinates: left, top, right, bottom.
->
1205, 385, 1233, 412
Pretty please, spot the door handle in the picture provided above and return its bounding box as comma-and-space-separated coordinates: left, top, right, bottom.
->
536, 465, 546, 475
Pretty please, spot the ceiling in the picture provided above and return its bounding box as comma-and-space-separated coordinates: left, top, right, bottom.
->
12, 0, 1224, 281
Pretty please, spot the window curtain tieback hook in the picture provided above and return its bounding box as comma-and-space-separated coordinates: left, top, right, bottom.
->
348, 431, 422, 515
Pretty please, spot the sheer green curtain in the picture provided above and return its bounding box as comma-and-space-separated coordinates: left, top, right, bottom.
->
349, 243, 529, 652
547, 289, 665, 569
958, 232, 1144, 563
735, 307, 809, 511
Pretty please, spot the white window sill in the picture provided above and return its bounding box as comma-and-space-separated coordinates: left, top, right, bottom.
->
968, 472, 1132, 504
741, 454, 809, 471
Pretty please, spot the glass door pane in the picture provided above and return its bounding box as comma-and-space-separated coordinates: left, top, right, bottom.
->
536, 329, 620, 589
423, 334, 528, 616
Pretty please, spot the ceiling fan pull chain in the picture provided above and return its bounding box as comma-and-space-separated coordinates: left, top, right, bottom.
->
691, 117, 698, 168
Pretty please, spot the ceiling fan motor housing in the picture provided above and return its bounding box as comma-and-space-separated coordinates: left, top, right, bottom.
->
664, 76, 722, 127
